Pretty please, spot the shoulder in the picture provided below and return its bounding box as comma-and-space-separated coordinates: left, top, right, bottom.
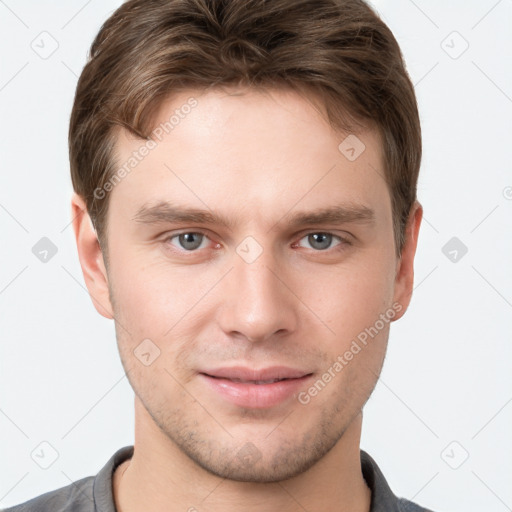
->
0, 476, 95, 512
1, 445, 134, 512
360, 450, 437, 512
397, 497, 436, 512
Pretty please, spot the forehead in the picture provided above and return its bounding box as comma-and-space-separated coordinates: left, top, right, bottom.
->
109, 86, 390, 229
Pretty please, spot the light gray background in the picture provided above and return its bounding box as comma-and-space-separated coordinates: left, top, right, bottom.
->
1, 1, 511, 511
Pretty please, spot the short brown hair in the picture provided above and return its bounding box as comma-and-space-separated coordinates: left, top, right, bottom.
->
69, 0, 421, 256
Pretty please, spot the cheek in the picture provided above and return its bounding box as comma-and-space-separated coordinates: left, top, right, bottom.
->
108, 248, 198, 332
308, 258, 396, 339
109, 256, 203, 384
299, 264, 394, 411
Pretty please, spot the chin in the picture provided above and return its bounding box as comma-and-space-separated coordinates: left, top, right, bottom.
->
171, 425, 344, 483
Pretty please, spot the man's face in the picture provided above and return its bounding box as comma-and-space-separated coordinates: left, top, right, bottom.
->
103, 87, 404, 482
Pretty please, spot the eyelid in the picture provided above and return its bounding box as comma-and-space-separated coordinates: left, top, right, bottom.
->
295, 228, 353, 245
295, 228, 351, 240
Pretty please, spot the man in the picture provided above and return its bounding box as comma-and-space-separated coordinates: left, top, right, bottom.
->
2, 0, 432, 510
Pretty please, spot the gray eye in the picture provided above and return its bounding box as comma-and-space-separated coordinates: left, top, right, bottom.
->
298, 233, 341, 251
175, 233, 205, 251
308, 233, 332, 250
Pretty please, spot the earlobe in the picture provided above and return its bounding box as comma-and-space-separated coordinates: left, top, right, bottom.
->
391, 201, 423, 321
71, 193, 114, 319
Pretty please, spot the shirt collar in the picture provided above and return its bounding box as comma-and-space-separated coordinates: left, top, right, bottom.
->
92, 446, 410, 512
361, 449, 403, 511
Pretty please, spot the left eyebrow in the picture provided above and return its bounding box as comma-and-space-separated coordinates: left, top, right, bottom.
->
282, 204, 375, 228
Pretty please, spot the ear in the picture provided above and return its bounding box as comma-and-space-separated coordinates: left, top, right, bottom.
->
71, 193, 114, 319
391, 201, 423, 321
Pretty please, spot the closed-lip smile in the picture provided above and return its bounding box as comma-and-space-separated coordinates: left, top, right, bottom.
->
198, 366, 314, 408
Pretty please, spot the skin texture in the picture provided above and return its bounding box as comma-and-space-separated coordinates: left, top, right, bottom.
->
72, 86, 422, 512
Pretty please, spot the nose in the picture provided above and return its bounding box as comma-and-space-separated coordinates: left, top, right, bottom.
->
216, 244, 298, 343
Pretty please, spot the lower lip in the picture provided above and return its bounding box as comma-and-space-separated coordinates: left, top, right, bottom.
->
199, 373, 314, 409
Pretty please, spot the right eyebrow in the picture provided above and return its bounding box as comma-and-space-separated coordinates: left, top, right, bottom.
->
132, 202, 235, 229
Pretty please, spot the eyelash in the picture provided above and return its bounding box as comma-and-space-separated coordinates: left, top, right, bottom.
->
163, 230, 351, 254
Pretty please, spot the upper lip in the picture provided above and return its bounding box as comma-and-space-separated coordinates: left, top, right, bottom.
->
200, 366, 312, 381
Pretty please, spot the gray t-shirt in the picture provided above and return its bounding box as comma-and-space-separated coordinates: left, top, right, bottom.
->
1, 446, 434, 512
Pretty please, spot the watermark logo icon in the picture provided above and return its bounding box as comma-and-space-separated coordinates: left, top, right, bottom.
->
236, 442, 262, 466
338, 134, 366, 161
442, 236, 468, 263
134, 338, 161, 366
441, 31, 469, 60
441, 441, 469, 469
30, 31, 59, 59
236, 236, 263, 264
32, 237, 58, 263
31, 441, 59, 469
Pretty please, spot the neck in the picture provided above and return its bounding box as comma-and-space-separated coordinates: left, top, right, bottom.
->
113, 398, 371, 512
